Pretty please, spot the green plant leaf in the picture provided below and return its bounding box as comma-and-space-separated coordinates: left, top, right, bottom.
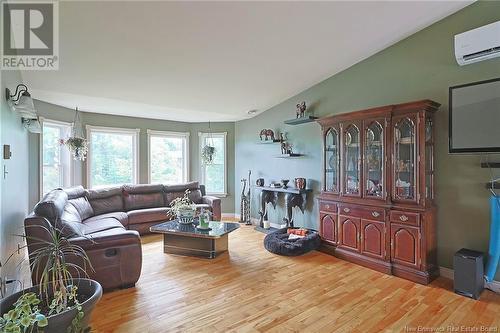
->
19, 315, 31, 327
35, 314, 48, 327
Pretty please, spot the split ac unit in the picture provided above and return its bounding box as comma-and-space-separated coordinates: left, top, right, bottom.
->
454, 20, 500, 66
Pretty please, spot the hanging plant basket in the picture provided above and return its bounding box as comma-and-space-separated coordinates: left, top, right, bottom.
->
60, 107, 88, 161
61, 136, 89, 161
201, 145, 216, 165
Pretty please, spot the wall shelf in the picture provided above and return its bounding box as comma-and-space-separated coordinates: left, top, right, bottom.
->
274, 153, 304, 158
257, 139, 282, 144
284, 116, 318, 125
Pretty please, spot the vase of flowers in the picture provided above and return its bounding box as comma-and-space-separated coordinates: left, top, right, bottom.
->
170, 190, 196, 224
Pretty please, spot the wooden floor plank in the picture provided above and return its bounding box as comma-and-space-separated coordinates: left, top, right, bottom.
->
91, 225, 500, 332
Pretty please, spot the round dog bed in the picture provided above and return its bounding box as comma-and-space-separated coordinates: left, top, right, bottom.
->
264, 228, 321, 256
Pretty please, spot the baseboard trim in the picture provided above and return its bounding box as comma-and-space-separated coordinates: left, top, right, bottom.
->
439, 266, 500, 293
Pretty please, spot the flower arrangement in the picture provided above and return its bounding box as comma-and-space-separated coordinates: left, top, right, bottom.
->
60, 137, 88, 161
201, 145, 216, 165
170, 190, 196, 224
170, 190, 195, 215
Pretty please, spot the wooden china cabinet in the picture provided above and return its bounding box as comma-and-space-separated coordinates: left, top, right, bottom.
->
317, 100, 440, 284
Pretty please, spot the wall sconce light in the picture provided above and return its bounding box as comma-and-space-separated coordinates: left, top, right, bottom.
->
5, 84, 41, 133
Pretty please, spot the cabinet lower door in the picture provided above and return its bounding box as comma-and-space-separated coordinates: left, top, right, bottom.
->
338, 216, 361, 252
360, 220, 386, 260
390, 224, 420, 269
320, 213, 337, 243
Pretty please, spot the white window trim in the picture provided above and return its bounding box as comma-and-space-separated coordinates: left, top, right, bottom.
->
86, 125, 140, 188
39, 117, 74, 199
147, 129, 190, 184
199, 131, 227, 197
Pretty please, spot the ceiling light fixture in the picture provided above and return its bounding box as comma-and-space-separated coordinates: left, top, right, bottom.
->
5, 84, 41, 133
247, 109, 258, 115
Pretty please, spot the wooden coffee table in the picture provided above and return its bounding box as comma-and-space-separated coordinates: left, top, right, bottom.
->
150, 219, 240, 258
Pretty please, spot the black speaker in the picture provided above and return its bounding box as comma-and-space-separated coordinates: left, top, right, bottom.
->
453, 248, 484, 299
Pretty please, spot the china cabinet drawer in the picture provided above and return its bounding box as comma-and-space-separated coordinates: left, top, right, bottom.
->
390, 211, 420, 226
338, 205, 386, 222
319, 201, 337, 213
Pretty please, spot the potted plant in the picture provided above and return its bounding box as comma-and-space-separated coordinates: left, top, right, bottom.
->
201, 145, 216, 165
0, 222, 102, 333
59, 107, 89, 161
170, 190, 196, 224
60, 137, 88, 161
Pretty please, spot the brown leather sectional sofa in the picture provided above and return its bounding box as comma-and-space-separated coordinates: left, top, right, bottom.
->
25, 182, 221, 290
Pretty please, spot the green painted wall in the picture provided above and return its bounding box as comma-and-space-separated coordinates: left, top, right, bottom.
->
32, 100, 235, 213
1, 70, 31, 294
235, 1, 500, 280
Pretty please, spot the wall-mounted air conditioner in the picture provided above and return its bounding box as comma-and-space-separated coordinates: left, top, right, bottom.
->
455, 20, 500, 66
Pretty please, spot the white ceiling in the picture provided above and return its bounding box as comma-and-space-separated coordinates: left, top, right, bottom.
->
21, 1, 473, 122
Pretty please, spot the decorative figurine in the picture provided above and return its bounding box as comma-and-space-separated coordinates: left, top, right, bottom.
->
259, 210, 265, 228
281, 179, 290, 188
281, 140, 287, 154
259, 129, 275, 141
296, 101, 307, 118
295, 177, 306, 190
256, 178, 264, 187
240, 170, 252, 225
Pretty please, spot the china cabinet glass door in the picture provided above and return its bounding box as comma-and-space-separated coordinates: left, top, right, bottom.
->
425, 116, 434, 200
343, 123, 361, 196
325, 128, 339, 193
393, 116, 417, 202
364, 120, 384, 198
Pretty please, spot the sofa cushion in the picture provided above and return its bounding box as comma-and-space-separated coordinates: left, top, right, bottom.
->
34, 189, 68, 223
68, 197, 94, 220
81, 217, 125, 235
165, 191, 184, 206
127, 207, 171, 225
165, 181, 199, 193
123, 184, 164, 211
59, 204, 85, 237
189, 189, 203, 204
164, 182, 200, 205
84, 212, 129, 227
64, 186, 86, 200
87, 187, 124, 215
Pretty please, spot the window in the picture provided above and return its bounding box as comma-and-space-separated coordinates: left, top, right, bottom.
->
199, 132, 227, 196
87, 126, 139, 188
148, 130, 189, 184
41, 119, 72, 196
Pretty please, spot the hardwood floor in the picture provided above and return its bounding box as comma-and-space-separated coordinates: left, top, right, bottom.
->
91, 225, 500, 333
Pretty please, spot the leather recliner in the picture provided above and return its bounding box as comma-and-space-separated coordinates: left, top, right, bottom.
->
25, 182, 221, 291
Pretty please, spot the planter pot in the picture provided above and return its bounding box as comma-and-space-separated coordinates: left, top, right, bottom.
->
0, 278, 102, 333
177, 209, 196, 224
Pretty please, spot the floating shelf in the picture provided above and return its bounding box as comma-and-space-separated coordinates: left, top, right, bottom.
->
481, 162, 500, 168
257, 139, 282, 144
284, 116, 318, 125
253, 185, 311, 194
274, 153, 304, 158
